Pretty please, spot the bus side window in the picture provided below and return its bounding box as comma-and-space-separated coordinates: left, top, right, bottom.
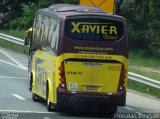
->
40, 16, 53, 53
43, 16, 50, 47
50, 20, 60, 53
32, 14, 44, 52
43, 18, 57, 53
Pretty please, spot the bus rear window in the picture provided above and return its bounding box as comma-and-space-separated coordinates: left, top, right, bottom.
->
65, 18, 123, 41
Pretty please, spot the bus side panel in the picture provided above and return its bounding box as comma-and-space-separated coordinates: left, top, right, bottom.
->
31, 50, 58, 103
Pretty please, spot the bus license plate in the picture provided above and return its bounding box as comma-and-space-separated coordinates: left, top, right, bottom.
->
86, 86, 98, 91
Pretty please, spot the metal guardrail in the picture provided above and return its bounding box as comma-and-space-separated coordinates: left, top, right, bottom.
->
0, 33, 24, 45
128, 72, 160, 89
0, 33, 160, 89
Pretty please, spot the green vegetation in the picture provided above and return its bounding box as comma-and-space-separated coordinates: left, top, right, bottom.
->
129, 52, 160, 68
128, 80, 160, 98
129, 67, 160, 81
121, 0, 160, 57
129, 52, 160, 81
0, 30, 24, 39
0, 39, 29, 54
0, 0, 77, 30
128, 52, 160, 98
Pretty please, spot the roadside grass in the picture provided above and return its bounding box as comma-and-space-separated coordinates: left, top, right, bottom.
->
129, 52, 160, 68
0, 39, 29, 55
129, 53, 160, 81
0, 30, 29, 54
128, 53, 160, 98
0, 30, 24, 39
128, 79, 160, 98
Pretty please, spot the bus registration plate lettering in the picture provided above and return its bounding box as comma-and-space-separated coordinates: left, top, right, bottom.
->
86, 86, 98, 91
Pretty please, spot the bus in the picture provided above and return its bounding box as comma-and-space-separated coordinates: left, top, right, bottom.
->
24, 4, 128, 114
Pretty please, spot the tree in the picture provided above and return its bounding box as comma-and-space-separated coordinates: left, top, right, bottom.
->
1, 0, 79, 29
55, 0, 78, 4
120, 0, 160, 57
147, 0, 160, 56
0, 0, 39, 28
3, 0, 54, 29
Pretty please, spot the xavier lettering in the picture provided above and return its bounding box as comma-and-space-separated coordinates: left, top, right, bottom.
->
71, 22, 117, 35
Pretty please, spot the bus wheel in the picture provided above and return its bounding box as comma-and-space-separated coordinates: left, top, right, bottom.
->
29, 76, 33, 91
32, 93, 39, 102
27, 72, 32, 91
46, 85, 56, 111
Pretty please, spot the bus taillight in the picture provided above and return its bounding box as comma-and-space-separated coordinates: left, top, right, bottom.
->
118, 64, 126, 91
58, 61, 66, 89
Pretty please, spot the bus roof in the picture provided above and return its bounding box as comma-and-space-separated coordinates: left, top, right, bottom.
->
37, 4, 123, 20
37, 4, 111, 18
48, 4, 106, 13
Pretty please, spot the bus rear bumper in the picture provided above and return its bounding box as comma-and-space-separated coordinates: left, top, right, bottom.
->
56, 88, 126, 108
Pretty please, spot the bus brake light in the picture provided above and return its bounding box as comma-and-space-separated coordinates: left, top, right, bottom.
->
58, 61, 66, 88
118, 64, 126, 91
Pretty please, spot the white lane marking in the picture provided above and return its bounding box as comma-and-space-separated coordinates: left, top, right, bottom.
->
0, 110, 52, 114
124, 106, 134, 111
0, 59, 27, 70
43, 117, 51, 119
0, 76, 27, 79
0, 49, 27, 69
12, 94, 26, 101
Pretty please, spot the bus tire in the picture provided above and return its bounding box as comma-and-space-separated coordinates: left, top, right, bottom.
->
32, 93, 39, 102
46, 84, 56, 112
29, 73, 33, 91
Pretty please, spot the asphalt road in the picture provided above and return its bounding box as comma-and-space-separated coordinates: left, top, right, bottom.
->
0, 47, 159, 119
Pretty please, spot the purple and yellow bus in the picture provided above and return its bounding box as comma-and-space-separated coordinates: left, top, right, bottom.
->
25, 4, 128, 115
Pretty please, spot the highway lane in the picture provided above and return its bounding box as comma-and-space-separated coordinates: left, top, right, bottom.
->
0, 48, 48, 112
126, 91, 160, 113
0, 47, 159, 119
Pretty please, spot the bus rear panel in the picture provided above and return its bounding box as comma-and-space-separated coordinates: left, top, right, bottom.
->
56, 15, 128, 108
